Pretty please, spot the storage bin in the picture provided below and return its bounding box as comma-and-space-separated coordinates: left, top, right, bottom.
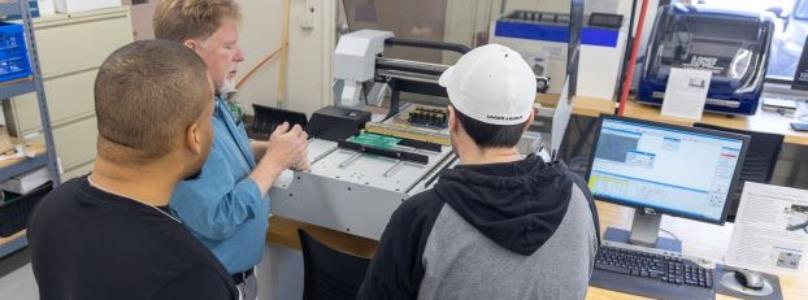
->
0, 22, 31, 83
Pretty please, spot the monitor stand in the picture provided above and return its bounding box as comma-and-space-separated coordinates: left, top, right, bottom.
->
603, 208, 682, 253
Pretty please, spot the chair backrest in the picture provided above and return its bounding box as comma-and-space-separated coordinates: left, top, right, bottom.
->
298, 229, 371, 300
693, 123, 784, 222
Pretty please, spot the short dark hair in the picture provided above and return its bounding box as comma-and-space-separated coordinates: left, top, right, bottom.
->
94, 40, 211, 160
454, 106, 527, 148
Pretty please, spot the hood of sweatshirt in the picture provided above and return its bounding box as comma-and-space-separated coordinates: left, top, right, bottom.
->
434, 156, 573, 255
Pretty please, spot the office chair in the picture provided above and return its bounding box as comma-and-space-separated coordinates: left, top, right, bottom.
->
298, 229, 371, 300
694, 123, 784, 222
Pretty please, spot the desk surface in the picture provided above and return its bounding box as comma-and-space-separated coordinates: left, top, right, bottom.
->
623, 101, 808, 146
536, 93, 808, 146
267, 201, 808, 299
537, 94, 617, 118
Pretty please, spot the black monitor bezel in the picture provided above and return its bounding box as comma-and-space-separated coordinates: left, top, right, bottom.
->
585, 115, 750, 225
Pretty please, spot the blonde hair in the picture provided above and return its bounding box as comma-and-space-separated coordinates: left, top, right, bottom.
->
153, 0, 241, 42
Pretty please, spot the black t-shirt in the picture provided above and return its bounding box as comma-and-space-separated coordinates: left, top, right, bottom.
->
28, 177, 238, 300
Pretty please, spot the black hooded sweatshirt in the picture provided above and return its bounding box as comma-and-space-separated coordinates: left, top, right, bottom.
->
357, 155, 599, 300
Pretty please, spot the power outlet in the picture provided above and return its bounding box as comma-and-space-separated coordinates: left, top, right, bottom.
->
300, 0, 315, 30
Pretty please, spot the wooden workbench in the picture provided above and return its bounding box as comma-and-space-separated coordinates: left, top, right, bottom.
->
537, 92, 808, 146
267, 201, 808, 299
537, 94, 618, 118
622, 100, 808, 146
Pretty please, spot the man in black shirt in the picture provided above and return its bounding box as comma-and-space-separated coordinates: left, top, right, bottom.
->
28, 40, 238, 300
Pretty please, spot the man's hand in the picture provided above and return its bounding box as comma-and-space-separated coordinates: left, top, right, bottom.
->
264, 122, 308, 169
291, 157, 311, 172
249, 122, 309, 195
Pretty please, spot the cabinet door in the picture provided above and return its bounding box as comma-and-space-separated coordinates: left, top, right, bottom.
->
10, 70, 97, 135
35, 9, 133, 78
52, 116, 98, 171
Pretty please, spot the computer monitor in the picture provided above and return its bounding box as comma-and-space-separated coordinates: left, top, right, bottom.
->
693, 123, 783, 223
586, 116, 749, 248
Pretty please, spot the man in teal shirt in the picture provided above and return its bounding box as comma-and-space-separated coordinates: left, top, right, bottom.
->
153, 1, 309, 299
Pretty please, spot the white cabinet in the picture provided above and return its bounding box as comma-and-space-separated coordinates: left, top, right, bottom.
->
2, 7, 134, 180
55, 0, 121, 14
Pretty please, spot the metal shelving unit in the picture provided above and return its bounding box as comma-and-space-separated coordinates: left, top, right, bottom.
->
0, 154, 47, 182
0, 0, 60, 258
0, 2, 21, 16
0, 78, 36, 99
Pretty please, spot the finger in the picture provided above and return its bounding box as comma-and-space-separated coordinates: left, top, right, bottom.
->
300, 160, 311, 172
296, 158, 311, 172
288, 124, 303, 135
272, 122, 290, 136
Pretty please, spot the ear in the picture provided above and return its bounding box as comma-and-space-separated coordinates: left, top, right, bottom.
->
186, 121, 203, 155
447, 105, 459, 133
183, 39, 199, 51
523, 108, 536, 132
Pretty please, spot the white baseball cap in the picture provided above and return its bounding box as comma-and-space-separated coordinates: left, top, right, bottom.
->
439, 44, 537, 126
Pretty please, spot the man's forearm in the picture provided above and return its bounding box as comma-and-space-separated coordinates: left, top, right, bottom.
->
248, 159, 284, 197
250, 141, 268, 160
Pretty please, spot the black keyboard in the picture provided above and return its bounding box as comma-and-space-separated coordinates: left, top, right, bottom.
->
590, 242, 716, 300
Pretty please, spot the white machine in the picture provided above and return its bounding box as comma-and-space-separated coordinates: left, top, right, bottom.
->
490, 10, 627, 100
269, 30, 554, 240
271, 30, 465, 239
333, 30, 393, 107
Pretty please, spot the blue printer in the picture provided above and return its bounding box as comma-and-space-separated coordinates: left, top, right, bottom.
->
638, 4, 774, 115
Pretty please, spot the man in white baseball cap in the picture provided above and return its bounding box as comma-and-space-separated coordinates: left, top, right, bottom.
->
357, 44, 599, 299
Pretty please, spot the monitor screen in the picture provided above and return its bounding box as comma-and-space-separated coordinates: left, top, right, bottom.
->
587, 116, 748, 224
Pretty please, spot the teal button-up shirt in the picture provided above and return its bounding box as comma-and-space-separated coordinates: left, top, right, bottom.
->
170, 96, 268, 274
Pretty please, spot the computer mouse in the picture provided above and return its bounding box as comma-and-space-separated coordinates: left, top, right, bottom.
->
734, 269, 765, 290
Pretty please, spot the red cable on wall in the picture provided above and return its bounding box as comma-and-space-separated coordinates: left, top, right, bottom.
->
618, 0, 652, 116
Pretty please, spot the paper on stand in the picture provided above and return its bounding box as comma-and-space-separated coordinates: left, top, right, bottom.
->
726, 182, 808, 274
661, 68, 712, 120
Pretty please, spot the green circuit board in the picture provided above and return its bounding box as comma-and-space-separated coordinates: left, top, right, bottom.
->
348, 132, 402, 149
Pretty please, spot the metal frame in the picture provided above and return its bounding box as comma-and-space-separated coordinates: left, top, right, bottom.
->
0, 0, 60, 258
269, 136, 454, 240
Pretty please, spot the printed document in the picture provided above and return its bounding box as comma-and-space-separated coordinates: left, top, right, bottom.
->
726, 182, 808, 274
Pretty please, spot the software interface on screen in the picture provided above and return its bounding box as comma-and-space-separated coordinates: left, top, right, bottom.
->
588, 118, 744, 222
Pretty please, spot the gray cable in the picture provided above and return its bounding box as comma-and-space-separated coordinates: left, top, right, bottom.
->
659, 228, 681, 242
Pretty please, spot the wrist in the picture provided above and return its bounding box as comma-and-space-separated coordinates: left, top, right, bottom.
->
249, 158, 286, 196
260, 157, 286, 175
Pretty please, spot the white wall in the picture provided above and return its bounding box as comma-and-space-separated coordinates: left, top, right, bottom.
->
505, 0, 570, 14
236, 0, 334, 117
234, 0, 283, 115
284, 0, 335, 115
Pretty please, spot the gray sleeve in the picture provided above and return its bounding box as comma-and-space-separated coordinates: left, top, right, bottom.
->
569, 172, 600, 278
570, 172, 600, 248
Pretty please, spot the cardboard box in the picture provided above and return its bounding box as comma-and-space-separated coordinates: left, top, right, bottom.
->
0, 126, 13, 154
